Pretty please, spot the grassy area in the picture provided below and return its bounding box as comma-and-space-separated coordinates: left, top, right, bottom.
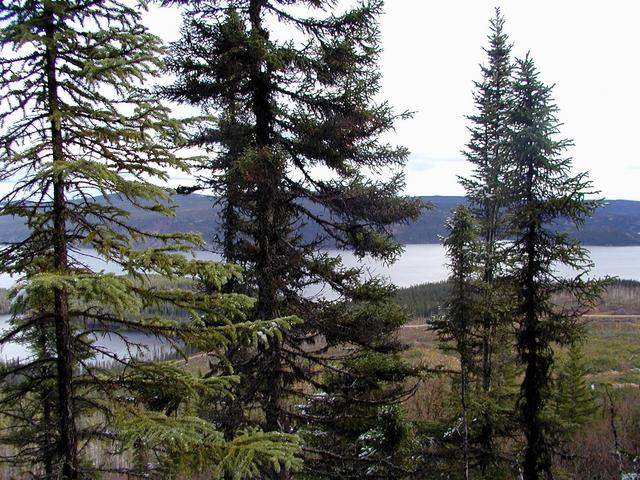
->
393, 278, 640, 420
581, 318, 640, 385
398, 317, 640, 385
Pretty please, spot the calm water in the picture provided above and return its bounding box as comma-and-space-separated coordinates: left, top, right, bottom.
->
0, 314, 173, 362
2, 244, 638, 290
2, 244, 639, 359
0, 315, 28, 360
328, 244, 640, 286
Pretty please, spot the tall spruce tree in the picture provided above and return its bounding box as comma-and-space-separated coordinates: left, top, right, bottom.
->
507, 54, 603, 480
458, 9, 515, 469
161, 0, 423, 477
437, 205, 482, 480
0, 1, 300, 478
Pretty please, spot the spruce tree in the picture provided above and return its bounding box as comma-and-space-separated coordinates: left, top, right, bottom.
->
437, 205, 482, 480
458, 9, 515, 468
507, 54, 603, 480
161, 0, 423, 477
0, 1, 300, 478
553, 342, 598, 431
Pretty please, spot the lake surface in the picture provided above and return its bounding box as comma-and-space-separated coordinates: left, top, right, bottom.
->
329, 244, 640, 286
2, 244, 639, 359
0, 315, 29, 360
3, 244, 638, 290
0, 313, 173, 362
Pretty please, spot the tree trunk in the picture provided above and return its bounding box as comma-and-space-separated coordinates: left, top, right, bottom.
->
461, 345, 470, 480
520, 154, 549, 480
37, 327, 56, 478
456, 263, 471, 480
45, 12, 78, 479
521, 233, 545, 480
249, 1, 289, 478
479, 201, 497, 473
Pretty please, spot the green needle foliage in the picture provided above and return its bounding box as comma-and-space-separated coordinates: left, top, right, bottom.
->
435, 205, 482, 480
552, 342, 598, 431
0, 1, 299, 478
161, 0, 423, 477
461, 8, 513, 230
507, 54, 604, 480
458, 9, 516, 470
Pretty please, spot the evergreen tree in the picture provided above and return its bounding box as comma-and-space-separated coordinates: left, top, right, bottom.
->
0, 1, 300, 478
161, 0, 423, 477
507, 54, 603, 480
458, 9, 515, 468
553, 342, 598, 431
300, 353, 417, 479
436, 205, 482, 480
0, 293, 58, 478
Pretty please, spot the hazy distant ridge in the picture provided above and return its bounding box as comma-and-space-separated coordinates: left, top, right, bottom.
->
1, 195, 639, 246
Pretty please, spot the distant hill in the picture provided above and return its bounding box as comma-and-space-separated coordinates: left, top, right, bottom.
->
1, 195, 640, 246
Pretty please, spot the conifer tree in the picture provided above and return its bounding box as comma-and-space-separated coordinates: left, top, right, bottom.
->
553, 342, 598, 431
507, 54, 603, 480
0, 1, 300, 478
161, 0, 423, 477
458, 9, 515, 467
437, 205, 482, 480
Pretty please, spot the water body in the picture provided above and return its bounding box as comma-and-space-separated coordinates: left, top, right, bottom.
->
2, 244, 638, 290
0, 315, 29, 360
2, 244, 639, 359
0, 248, 127, 289
0, 313, 173, 362
577, 246, 640, 281
327, 244, 640, 286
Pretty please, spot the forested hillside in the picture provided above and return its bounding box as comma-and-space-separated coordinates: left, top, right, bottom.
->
2, 194, 638, 246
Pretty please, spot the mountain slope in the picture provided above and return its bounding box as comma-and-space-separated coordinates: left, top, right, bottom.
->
1, 195, 639, 246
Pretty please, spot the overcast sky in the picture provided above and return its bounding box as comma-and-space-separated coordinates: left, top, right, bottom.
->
376, 1, 640, 200
3, 1, 634, 202
143, 1, 640, 200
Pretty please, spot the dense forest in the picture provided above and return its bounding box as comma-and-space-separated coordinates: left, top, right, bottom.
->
0, 2, 638, 480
